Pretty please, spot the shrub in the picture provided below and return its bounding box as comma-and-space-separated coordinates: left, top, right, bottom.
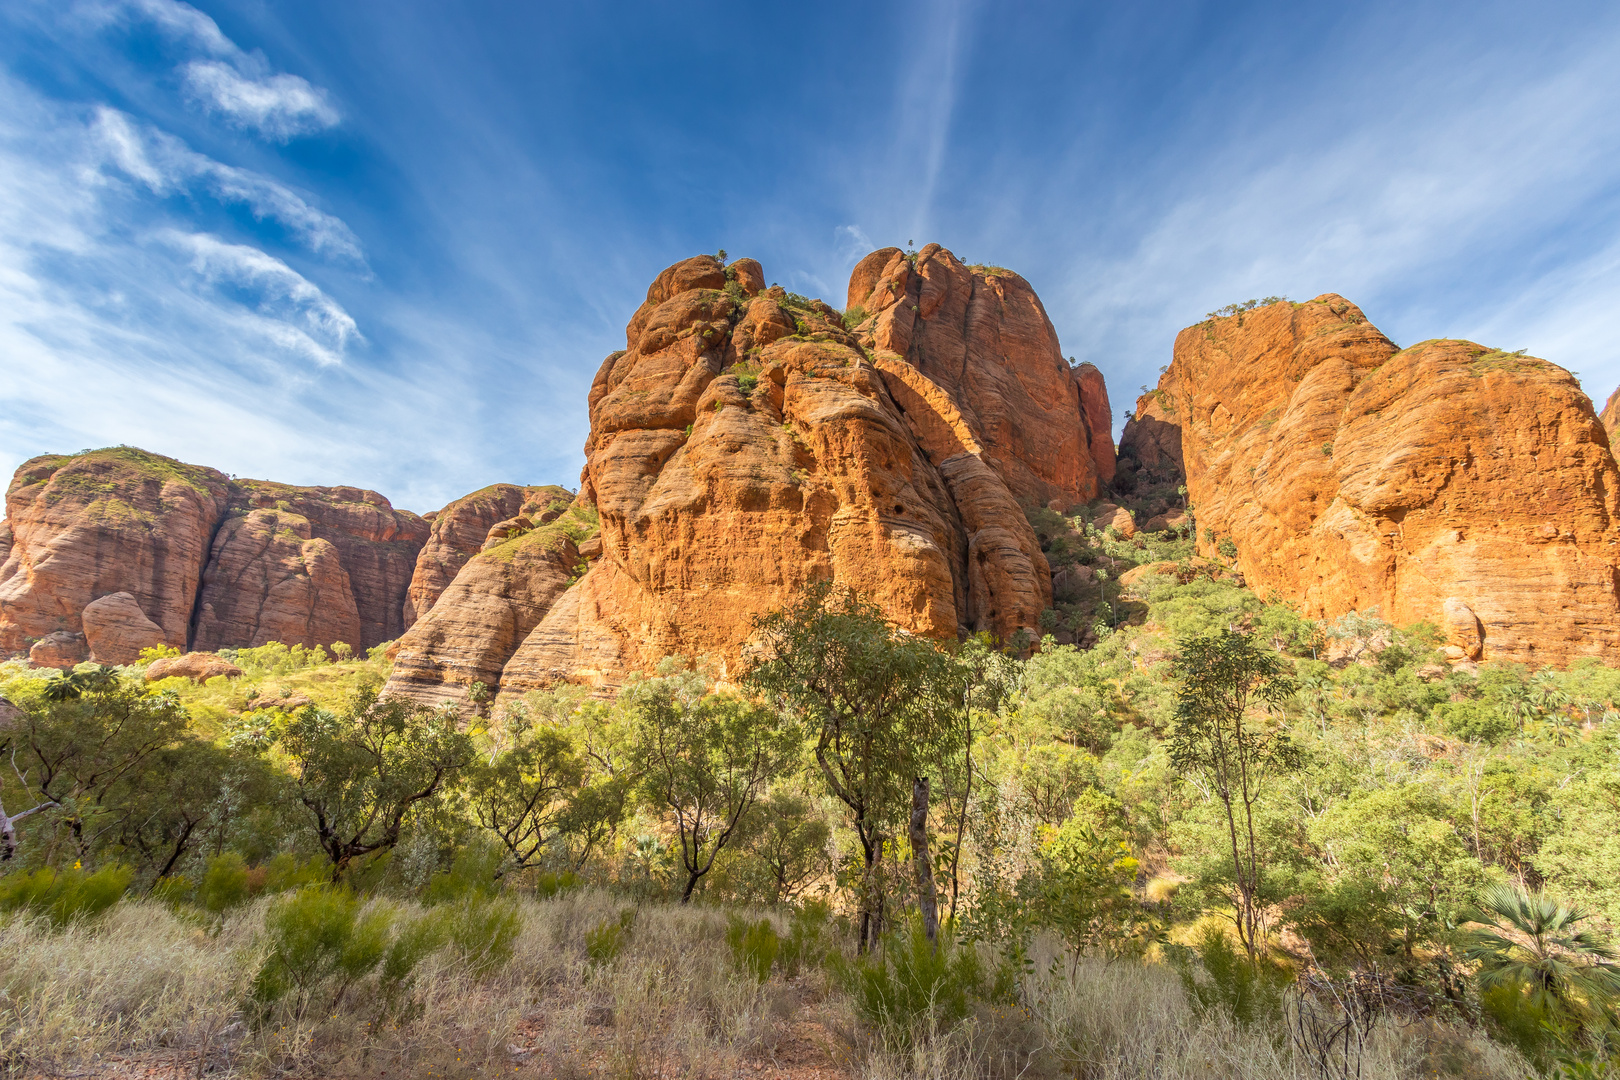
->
586, 909, 636, 965
726, 916, 780, 982
252, 886, 393, 1016
839, 920, 1005, 1049
535, 870, 581, 898
443, 896, 522, 976
0, 864, 133, 926
779, 900, 834, 976
423, 838, 503, 904
737, 373, 758, 394
1168, 925, 1290, 1030
200, 852, 252, 912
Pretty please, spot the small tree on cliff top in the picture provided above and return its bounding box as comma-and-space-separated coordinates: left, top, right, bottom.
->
746, 582, 960, 951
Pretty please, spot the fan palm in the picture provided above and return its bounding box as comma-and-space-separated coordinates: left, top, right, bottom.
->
1464, 884, 1620, 1028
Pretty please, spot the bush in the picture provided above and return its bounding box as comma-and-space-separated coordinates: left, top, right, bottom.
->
200, 852, 252, 912
726, 916, 780, 982
535, 870, 581, 898
423, 838, 503, 904
252, 886, 394, 1016
0, 864, 133, 927
443, 896, 522, 976
839, 920, 1006, 1049
586, 909, 636, 965
1168, 925, 1289, 1030
779, 900, 834, 976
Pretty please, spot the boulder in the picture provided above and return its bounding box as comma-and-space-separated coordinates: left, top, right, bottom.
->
29, 630, 87, 669
1142, 509, 1190, 533
145, 652, 243, 682
1093, 502, 1136, 538
81, 592, 167, 665
1119, 295, 1620, 665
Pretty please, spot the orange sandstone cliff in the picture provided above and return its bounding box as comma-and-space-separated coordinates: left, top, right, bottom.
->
0, 448, 429, 663
1117, 296, 1620, 665
384, 247, 1115, 705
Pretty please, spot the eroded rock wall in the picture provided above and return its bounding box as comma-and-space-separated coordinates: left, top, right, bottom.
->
1118, 296, 1620, 665
0, 449, 429, 658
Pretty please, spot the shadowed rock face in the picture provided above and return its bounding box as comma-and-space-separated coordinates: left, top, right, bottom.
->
377, 247, 1115, 706
1117, 295, 1620, 665
1600, 386, 1620, 445
0, 449, 429, 658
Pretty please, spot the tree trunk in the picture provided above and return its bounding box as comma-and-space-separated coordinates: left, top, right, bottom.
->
911, 776, 939, 947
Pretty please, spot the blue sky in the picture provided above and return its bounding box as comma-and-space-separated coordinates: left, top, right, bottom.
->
2, 1, 1618, 513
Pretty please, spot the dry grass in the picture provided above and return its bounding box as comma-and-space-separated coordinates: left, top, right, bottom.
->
0, 897, 1530, 1080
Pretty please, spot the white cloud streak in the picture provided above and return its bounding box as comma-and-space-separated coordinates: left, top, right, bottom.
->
181, 59, 340, 141
163, 230, 360, 365
90, 107, 362, 260
77, 0, 340, 140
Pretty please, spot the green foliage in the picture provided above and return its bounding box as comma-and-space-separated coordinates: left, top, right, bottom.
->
726, 916, 780, 982
1169, 925, 1289, 1029
839, 921, 1004, 1049
199, 852, 252, 912
1206, 297, 1289, 320
624, 667, 796, 901
137, 644, 182, 663
252, 886, 394, 1015
842, 305, 868, 329
423, 838, 504, 904
442, 895, 521, 976
779, 900, 835, 976
586, 909, 636, 965
275, 686, 475, 878
737, 372, 758, 394
0, 864, 132, 926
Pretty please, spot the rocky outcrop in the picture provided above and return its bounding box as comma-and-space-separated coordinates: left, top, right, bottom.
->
847, 245, 1108, 509
81, 592, 167, 665
0, 448, 430, 660
403, 484, 572, 626
1600, 386, 1620, 446
1072, 362, 1115, 487
0, 449, 231, 655
1119, 296, 1620, 665
29, 631, 87, 669
145, 652, 243, 682
193, 482, 428, 652
380, 247, 1112, 705
384, 506, 594, 706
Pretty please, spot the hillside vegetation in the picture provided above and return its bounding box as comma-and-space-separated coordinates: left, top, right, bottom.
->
1, 511, 1617, 1078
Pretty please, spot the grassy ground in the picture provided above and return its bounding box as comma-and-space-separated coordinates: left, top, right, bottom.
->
0, 893, 1526, 1080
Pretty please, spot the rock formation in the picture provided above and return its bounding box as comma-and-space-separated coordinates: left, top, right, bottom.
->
0, 448, 429, 659
1117, 296, 1620, 665
81, 592, 167, 665
1600, 386, 1620, 445
384, 247, 1115, 705
403, 484, 573, 625
0, 449, 230, 656
384, 504, 595, 706
192, 481, 427, 652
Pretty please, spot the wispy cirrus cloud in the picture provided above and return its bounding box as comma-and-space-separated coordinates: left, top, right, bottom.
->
163, 230, 360, 365
181, 59, 339, 141
90, 107, 362, 260
77, 0, 340, 141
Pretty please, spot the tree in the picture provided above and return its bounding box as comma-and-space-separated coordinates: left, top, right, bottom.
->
746, 582, 961, 950
468, 717, 584, 875
275, 688, 475, 880
1, 676, 188, 864
1168, 629, 1298, 962
625, 678, 794, 902
1464, 884, 1620, 1040
735, 791, 831, 905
